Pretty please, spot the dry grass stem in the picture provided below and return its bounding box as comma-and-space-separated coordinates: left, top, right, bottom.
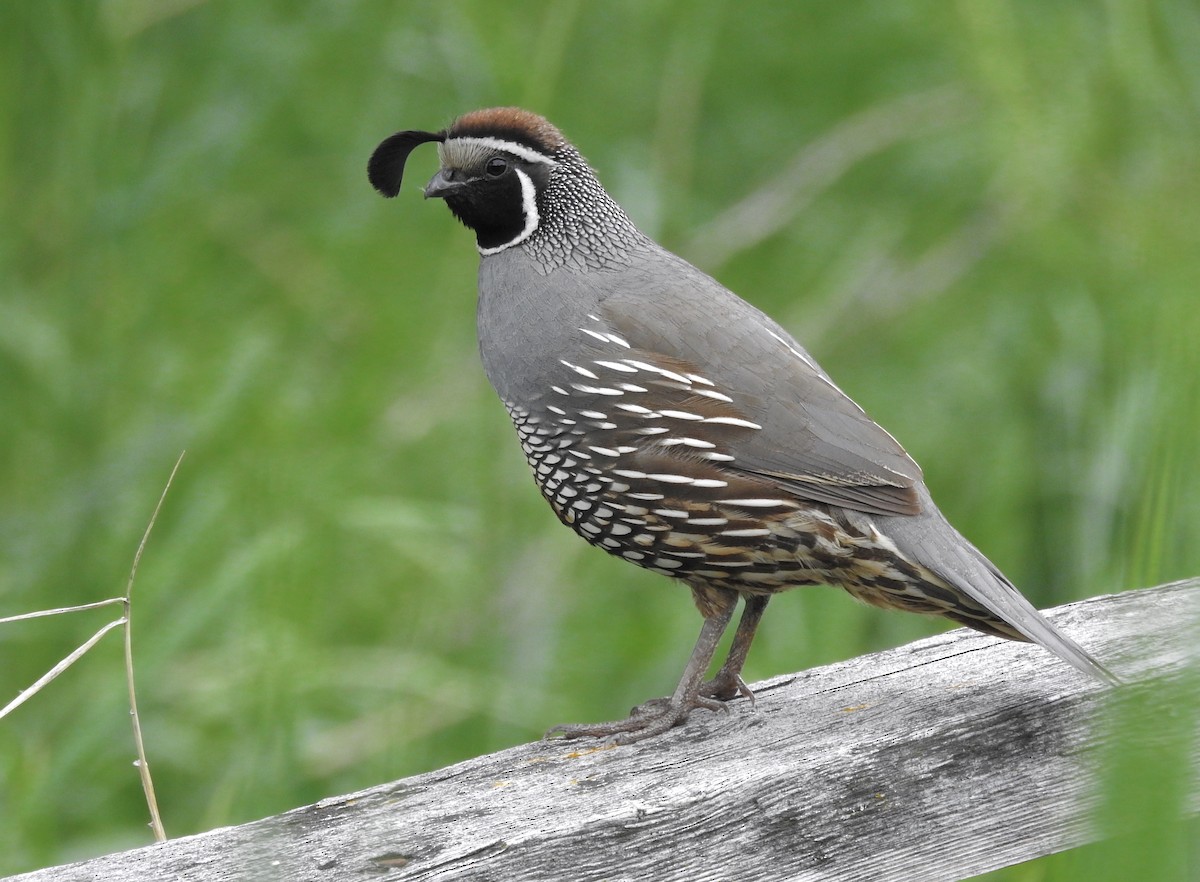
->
0, 452, 184, 843
0, 598, 126, 626
124, 450, 186, 842
0, 618, 127, 720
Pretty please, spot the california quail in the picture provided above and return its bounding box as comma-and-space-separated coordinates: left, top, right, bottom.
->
368, 107, 1116, 743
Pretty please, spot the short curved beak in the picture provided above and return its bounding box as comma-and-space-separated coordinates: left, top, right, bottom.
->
423, 169, 466, 200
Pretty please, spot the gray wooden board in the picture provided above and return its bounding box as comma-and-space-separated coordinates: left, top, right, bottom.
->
11, 581, 1200, 882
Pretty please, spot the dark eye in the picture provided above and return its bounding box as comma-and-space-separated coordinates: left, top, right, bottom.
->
485, 156, 508, 177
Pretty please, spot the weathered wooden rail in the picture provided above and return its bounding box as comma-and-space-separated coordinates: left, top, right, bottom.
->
11, 580, 1199, 882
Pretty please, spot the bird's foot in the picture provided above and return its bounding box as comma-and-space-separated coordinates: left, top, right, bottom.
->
698, 671, 755, 704
546, 691, 728, 745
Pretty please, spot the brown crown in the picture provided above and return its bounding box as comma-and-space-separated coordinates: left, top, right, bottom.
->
448, 107, 567, 156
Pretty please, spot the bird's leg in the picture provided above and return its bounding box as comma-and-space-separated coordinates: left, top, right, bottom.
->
547, 595, 737, 744
700, 594, 769, 703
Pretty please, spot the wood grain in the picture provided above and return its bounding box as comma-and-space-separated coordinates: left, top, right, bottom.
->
12, 580, 1199, 882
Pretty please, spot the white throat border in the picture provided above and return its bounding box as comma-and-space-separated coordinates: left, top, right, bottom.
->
477, 167, 539, 256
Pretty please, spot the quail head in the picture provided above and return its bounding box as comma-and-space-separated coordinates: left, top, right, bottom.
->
368, 107, 1116, 744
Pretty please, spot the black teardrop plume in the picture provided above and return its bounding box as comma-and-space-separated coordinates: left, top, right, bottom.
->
368, 130, 446, 198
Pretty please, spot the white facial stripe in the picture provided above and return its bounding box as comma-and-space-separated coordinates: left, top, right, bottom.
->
477, 168, 539, 256
448, 136, 557, 167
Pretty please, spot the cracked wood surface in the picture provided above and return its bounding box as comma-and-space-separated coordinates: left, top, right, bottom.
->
11, 580, 1199, 882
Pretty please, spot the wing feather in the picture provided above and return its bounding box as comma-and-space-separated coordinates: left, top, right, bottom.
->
595, 252, 923, 517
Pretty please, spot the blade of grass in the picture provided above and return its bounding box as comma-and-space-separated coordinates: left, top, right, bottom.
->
0, 618, 127, 720
124, 450, 186, 842
0, 598, 125, 625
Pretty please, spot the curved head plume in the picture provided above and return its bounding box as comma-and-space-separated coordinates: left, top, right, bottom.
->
367, 129, 446, 198
368, 108, 568, 199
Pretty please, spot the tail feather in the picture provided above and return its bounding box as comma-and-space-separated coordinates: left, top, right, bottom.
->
873, 489, 1119, 686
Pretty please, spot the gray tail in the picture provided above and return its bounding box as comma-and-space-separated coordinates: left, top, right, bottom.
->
876, 491, 1120, 686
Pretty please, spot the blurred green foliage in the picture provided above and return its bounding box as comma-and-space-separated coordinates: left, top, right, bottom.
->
1, 1, 1197, 876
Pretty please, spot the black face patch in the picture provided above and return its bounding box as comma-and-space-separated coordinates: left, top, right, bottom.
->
443, 169, 529, 250
368, 117, 557, 252
432, 148, 553, 252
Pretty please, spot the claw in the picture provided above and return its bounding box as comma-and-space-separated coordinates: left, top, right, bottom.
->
698, 671, 756, 705
545, 690, 730, 744
735, 674, 756, 705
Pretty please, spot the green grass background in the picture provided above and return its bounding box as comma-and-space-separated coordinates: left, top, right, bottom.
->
1, 1, 1198, 877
